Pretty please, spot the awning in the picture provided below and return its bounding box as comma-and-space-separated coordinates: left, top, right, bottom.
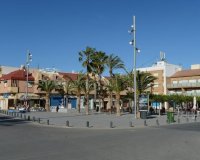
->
16, 93, 40, 100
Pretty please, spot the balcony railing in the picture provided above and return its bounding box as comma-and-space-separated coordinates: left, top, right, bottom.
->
168, 92, 200, 96
167, 83, 200, 88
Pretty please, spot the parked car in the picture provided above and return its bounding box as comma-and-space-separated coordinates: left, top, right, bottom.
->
18, 107, 26, 113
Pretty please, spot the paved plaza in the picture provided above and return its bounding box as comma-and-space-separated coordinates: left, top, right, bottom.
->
1, 109, 199, 129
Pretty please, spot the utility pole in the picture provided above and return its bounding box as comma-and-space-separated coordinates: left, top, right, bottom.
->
129, 16, 139, 119
133, 16, 137, 119
26, 51, 32, 108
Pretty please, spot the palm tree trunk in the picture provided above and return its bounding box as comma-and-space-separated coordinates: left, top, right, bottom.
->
116, 93, 121, 116
77, 93, 81, 113
85, 77, 89, 115
108, 91, 112, 110
45, 93, 50, 112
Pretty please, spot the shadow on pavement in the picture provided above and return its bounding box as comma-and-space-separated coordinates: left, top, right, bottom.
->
0, 115, 29, 126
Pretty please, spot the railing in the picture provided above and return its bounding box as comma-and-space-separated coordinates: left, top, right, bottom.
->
167, 83, 200, 88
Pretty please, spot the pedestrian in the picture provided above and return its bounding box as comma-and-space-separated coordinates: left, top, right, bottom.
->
56, 105, 59, 112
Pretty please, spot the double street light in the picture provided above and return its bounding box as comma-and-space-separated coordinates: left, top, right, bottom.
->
129, 16, 140, 119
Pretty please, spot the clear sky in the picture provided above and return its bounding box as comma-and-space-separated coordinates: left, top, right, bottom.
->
0, 0, 200, 75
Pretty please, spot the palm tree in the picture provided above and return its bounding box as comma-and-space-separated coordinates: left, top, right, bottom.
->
109, 74, 127, 116
91, 51, 108, 111
79, 47, 96, 115
106, 54, 124, 110
56, 79, 73, 109
70, 72, 86, 113
136, 70, 157, 95
106, 54, 124, 77
37, 80, 56, 111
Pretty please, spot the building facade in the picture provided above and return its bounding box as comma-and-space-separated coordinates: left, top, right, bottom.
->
167, 64, 200, 96
138, 60, 182, 95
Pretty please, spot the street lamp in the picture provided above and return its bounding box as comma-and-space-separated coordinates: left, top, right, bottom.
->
25, 51, 32, 107
129, 16, 140, 119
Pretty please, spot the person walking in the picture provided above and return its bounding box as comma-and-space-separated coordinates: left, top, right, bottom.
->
56, 105, 59, 112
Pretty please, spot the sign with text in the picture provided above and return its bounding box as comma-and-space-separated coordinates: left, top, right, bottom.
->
139, 94, 148, 111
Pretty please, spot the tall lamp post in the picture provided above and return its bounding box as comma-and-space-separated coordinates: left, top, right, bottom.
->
129, 16, 140, 119
26, 51, 32, 107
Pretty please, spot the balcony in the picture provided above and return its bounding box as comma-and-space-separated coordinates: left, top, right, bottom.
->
167, 83, 200, 89
7, 87, 18, 93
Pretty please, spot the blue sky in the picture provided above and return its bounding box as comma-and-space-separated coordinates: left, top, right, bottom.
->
0, 0, 200, 75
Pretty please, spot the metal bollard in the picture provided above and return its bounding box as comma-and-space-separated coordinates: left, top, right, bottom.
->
47, 119, 49, 125
20, 113, 22, 118
194, 115, 197, 122
186, 117, 189, 123
86, 121, 89, 128
38, 118, 40, 123
24, 115, 26, 120
178, 118, 180, 124
144, 120, 147, 126
33, 116, 35, 122
129, 121, 133, 127
110, 121, 113, 128
66, 121, 69, 127
156, 119, 159, 127
27, 115, 30, 121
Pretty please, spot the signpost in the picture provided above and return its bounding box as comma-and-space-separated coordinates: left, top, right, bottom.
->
139, 94, 148, 119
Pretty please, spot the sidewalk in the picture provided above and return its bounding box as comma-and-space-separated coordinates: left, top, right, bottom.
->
11, 110, 200, 129
1, 109, 199, 129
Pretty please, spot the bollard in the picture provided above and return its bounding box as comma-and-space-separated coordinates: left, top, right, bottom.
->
186, 117, 189, 123
86, 121, 89, 128
156, 119, 159, 127
144, 120, 147, 126
110, 121, 113, 128
129, 121, 133, 127
178, 118, 180, 124
20, 113, 22, 118
194, 115, 197, 122
27, 115, 30, 121
66, 121, 69, 127
33, 116, 35, 122
38, 118, 40, 123
47, 119, 49, 125
24, 115, 26, 120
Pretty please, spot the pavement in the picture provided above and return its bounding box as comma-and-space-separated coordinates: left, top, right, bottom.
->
1, 109, 199, 129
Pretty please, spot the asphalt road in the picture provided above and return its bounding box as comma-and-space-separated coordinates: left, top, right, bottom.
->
0, 115, 200, 160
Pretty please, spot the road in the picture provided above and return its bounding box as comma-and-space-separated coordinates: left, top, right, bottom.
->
0, 115, 200, 160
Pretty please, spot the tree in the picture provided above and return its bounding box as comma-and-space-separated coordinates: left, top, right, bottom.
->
106, 54, 125, 110
37, 80, 56, 112
79, 47, 96, 115
70, 72, 86, 113
106, 54, 125, 77
90, 51, 108, 111
136, 70, 157, 95
56, 79, 73, 109
108, 74, 127, 116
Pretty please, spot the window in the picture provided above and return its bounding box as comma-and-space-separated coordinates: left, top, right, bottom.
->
172, 81, 177, 84
153, 73, 158, 77
189, 79, 196, 83
28, 81, 34, 87
153, 82, 159, 88
11, 80, 18, 87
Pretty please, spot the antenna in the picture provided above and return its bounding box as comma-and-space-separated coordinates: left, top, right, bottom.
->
160, 51, 165, 61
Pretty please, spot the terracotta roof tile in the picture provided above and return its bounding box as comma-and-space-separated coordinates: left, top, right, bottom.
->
0, 69, 34, 81
58, 72, 78, 81
171, 69, 200, 78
